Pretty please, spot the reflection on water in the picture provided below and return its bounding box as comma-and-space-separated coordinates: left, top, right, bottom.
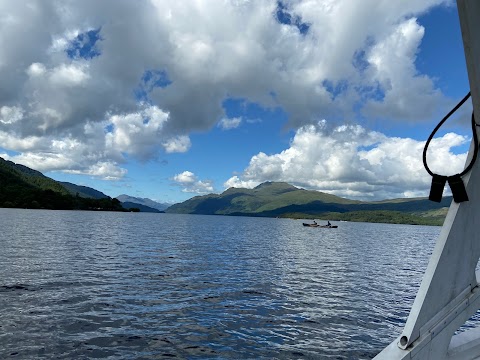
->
0, 209, 440, 359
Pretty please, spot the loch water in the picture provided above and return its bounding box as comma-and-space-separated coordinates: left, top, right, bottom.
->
0, 208, 442, 359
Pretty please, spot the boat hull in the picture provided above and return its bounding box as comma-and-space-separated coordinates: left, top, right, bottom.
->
302, 223, 337, 228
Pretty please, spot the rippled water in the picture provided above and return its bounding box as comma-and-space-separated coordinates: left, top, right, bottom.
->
0, 209, 441, 359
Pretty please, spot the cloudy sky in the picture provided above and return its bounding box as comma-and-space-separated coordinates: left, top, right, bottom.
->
0, 0, 474, 203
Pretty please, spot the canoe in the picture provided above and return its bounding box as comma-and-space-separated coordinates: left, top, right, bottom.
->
302, 223, 337, 228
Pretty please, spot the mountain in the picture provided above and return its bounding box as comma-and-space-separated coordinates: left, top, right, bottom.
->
0, 157, 125, 211
0, 157, 71, 196
60, 182, 110, 199
165, 181, 451, 225
0, 157, 451, 224
116, 194, 169, 211
165, 181, 358, 215
121, 201, 163, 213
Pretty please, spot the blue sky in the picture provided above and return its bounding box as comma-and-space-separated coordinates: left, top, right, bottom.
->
0, 0, 474, 204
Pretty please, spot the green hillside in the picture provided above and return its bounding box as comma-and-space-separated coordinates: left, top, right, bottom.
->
0, 157, 71, 196
165, 181, 451, 225
0, 157, 125, 211
167, 182, 358, 215
0, 156, 452, 224
60, 182, 110, 199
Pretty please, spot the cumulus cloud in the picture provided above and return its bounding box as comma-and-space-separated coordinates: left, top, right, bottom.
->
173, 171, 214, 194
65, 161, 127, 181
0, 130, 126, 180
0, 106, 24, 125
0, 0, 457, 181
49, 63, 90, 87
106, 105, 170, 160
0, 130, 52, 153
224, 121, 469, 200
362, 18, 444, 121
224, 176, 260, 189
218, 117, 242, 130
1, 103, 183, 179
26, 63, 46, 77
162, 135, 191, 153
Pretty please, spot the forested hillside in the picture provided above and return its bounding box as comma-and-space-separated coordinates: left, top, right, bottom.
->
0, 157, 125, 211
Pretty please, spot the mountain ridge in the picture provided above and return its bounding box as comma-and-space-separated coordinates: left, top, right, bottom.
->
121, 201, 163, 213
0, 157, 122, 211
0, 156, 170, 213
60, 181, 110, 199
116, 194, 169, 211
0, 156, 451, 224
165, 181, 451, 225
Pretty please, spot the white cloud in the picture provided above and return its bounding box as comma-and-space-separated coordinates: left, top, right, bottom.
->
0, 103, 176, 180
2, 152, 77, 173
0, 106, 24, 124
26, 62, 46, 77
49, 63, 90, 87
105, 105, 175, 160
218, 117, 242, 130
0, 131, 44, 151
0, 122, 127, 180
362, 18, 444, 121
173, 171, 214, 194
65, 161, 127, 180
0, 0, 454, 137
224, 176, 260, 189
173, 171, 196, 184
49, 29, 83, 53
422, 132, 469, 175
3, 145, 127, 181
0, 0, 460, 189
225, 121, 468, 200
162, 135, 191, 153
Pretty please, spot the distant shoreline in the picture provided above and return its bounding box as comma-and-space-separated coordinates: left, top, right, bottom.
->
0, 205, 445, 226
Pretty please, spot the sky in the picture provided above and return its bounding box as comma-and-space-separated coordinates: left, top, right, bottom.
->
0, 0, 475, 204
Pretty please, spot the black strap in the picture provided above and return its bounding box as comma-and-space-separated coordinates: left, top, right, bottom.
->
423, 92, 478, 203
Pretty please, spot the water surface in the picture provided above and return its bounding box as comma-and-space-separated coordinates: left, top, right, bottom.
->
0, 209, 441, 359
